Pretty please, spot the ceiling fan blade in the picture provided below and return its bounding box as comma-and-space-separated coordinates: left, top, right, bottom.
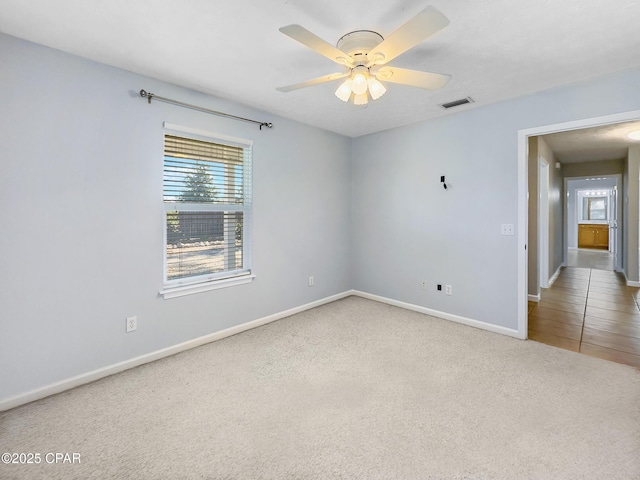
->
367, 6, 450, 66
280, 25, 353, 66
276, 72, 349, 92
375, 67, 450, 90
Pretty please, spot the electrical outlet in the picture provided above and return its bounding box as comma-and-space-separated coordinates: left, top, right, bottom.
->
308, 276, 314, 286
437, 284, 442, 291
445, 285, 452, 295
421, 280, 427, 290
501, 224, 515, 236
126, 316, 137, 333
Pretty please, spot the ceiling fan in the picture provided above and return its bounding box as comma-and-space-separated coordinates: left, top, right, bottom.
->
277, 6, 451, 105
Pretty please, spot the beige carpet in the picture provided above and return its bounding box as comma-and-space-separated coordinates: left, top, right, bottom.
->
1, 296, 639, 479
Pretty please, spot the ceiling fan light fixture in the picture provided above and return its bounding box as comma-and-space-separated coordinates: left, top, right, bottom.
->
628, 130, 640, 140
351, 72, 368, 95
353, 93, 369, 106
367, 77, 386, 100
335, 80, 353, 102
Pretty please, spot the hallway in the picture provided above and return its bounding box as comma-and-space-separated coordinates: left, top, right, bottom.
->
528, 251, 640, 368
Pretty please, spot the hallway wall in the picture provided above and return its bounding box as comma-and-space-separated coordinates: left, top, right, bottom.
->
541, 138, 564, 284
562, 159, 624, 178
624, 146, 640, 282
528, 137, 563, 297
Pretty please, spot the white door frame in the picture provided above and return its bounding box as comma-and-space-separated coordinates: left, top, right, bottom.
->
538, 157, 550, 289
517, 109, 640, 340
610, 183, 622, 271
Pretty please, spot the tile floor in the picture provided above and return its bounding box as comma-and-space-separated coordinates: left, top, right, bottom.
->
528, 250, 640, 369
566, 247, 614, 270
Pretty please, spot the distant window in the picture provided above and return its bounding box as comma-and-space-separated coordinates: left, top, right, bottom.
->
160, 124, 253, 298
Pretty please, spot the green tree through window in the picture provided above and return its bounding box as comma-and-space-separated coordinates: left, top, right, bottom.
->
181, 163, 218, 202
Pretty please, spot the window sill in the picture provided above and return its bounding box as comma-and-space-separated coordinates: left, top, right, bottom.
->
160, 274, 255, 299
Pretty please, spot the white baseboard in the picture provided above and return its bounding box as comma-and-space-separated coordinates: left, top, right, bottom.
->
621, 270, 640, 287
528, 294, 540, 302
351, 290, 524, 340
0, 291, 352, 412
548, 265, 562, 286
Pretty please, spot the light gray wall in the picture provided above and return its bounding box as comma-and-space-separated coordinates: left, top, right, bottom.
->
528, 137, 563, 296
625, 146, 640, 282
0, 33, 352, 401
351, 66, 640, 329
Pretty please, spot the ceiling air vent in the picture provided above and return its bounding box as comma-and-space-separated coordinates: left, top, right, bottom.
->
440, 97, 474, 109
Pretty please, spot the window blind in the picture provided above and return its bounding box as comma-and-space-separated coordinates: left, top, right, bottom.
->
163, 132, 252, 286
164, 134, 248, 204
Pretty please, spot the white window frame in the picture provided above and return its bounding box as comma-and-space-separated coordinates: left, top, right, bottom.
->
159, 122, 255, 299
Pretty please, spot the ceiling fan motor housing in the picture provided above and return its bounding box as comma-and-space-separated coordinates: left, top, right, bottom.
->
336, 30, 384, 66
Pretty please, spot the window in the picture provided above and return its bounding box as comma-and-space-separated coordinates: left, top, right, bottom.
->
160, 124, 253, 298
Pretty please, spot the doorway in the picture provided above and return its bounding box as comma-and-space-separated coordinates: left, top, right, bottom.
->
565, 175, 621, 272
517, 109, 640, 339
518, 111, 640, 368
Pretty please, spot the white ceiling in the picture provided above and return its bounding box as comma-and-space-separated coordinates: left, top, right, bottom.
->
1, 0, 640, 137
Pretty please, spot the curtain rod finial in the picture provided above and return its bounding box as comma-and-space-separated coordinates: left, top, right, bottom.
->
139, 89, 153, 103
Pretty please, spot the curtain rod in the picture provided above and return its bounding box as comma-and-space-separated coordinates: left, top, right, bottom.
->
139, 89, 273, 130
